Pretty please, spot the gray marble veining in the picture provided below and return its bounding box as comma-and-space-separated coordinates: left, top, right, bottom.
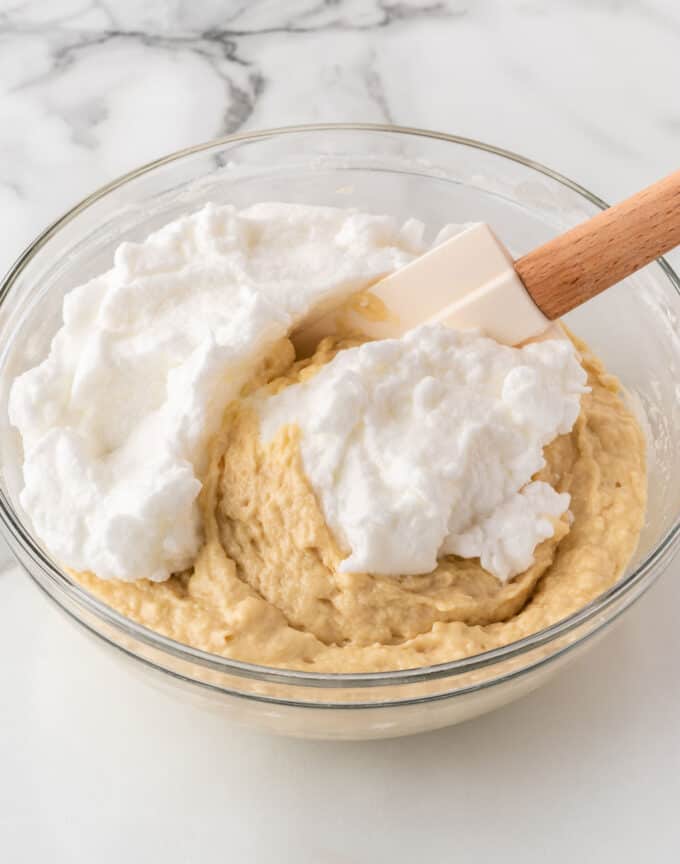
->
0, 0, 679, 269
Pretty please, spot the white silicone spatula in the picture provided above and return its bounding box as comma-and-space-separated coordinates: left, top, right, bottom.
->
298, 169, 680, 347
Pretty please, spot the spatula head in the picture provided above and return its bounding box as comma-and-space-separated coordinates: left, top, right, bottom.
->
294, 223, 550, 351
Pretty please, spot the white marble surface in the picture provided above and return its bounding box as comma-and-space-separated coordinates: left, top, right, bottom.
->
1, 1, 679, 860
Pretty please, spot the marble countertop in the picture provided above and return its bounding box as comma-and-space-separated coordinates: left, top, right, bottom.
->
1, 1, 679, 861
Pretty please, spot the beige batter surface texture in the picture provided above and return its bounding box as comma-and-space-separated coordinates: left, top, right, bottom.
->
75, 333, 647, 672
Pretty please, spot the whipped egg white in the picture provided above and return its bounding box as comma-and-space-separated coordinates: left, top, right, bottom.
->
9, 203, 436, 581
258, 325, 588, 582
9, 201, 587, 586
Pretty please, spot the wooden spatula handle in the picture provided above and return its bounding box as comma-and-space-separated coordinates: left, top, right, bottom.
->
514, 169, 680, 320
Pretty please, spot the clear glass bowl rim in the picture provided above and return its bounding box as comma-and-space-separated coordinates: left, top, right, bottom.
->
1, 122, 678, 691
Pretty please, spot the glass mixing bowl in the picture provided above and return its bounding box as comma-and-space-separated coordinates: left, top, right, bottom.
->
0, 125, 678, 740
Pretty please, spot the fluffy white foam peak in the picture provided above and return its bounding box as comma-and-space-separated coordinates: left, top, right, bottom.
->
258, 325, 588, 582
